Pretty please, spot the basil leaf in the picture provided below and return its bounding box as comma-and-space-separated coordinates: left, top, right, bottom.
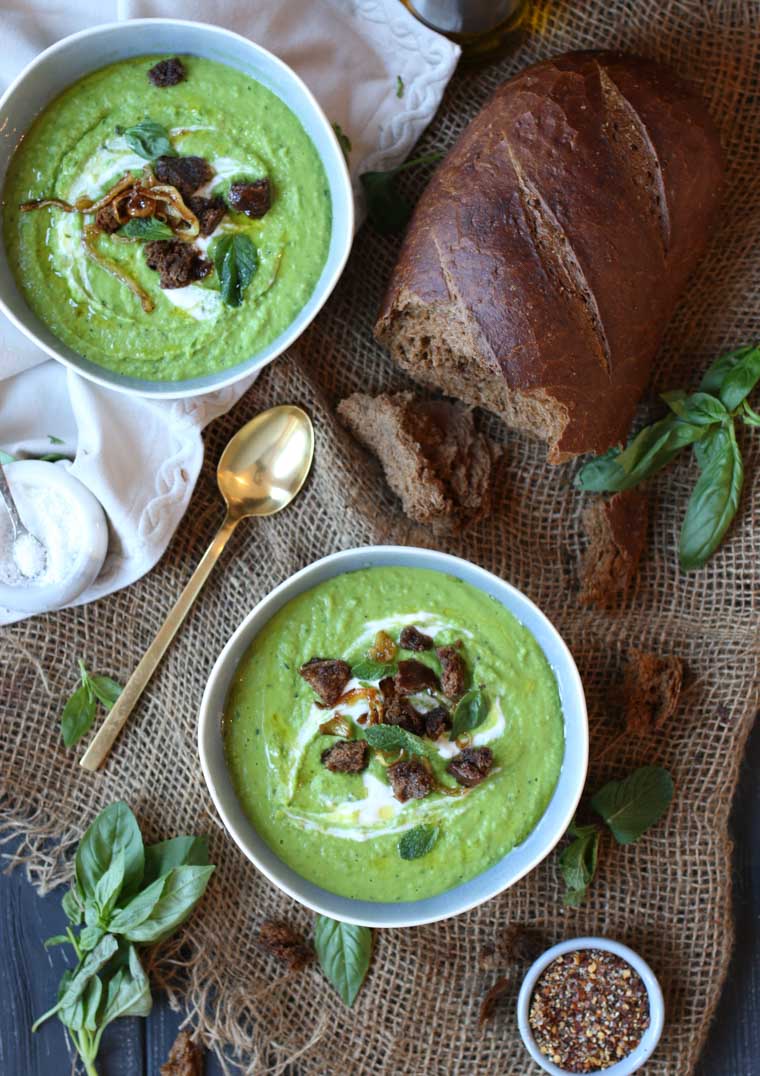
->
396, 75, 404, 99
363, 724, 425, 756
119, 864, 214, 943
398, 824, 439, 860
679, 423, 743, 570
717, 344, 760, 412
75, 802, 145, 903
559, 823, 600, 907
591, 765, 674, 845
79, 925, 105, 952
359, 152, 444, 235
48, 434, 64, 445
82, 975, 104, 1033
214, 234, 257, 307
87, 674, 123, 710
314, 915, 372, 1008
581, 414, 708, 493
699, 346, 752, 395
449, 688, 488, 740
741, 399, 760, 426
107, 873, 167, 935
62, 886, 83, 925
61, 683, 97, 748
96, 945, 152, 1040
331, 122, 352, 163
351, 660, 397, 681
119, 218, 174, 242
123, 120, 175, 160
661, 390, 728, 426
43, 934, 70, 949
32, 934, 118, 1030
92, 850, 126, 923
143, 835, 209, 886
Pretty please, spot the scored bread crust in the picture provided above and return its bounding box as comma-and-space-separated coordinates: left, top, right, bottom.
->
374, 51, 724, 463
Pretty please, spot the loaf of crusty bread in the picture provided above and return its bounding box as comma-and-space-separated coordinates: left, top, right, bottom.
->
375, 51, 724, 463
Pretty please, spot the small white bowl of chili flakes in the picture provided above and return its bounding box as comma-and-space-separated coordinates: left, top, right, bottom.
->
516, 937, 665, 1075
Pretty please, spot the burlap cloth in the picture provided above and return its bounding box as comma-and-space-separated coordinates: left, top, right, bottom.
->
2, 1, 758, 1072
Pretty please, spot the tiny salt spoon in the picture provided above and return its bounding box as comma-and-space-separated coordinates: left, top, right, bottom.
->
0, 459, 46, 576
80, 404, 314, 771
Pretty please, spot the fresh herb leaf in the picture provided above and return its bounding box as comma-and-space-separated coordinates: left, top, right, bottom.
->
62, 887, 83, 925
679, 422, 743, 570
213, 234, 257, 307
398, 824, 439, 860
48, 434, 65, 444
661, 390, 729, 426
332, 122, 352, 163
123, 120, 175, 160
88, 674, 123, 710
396, 75, 404, 98
98, 944, 152, 1025
37, 453, 68, 462
559, 822, 600, 907
314, 915, 372, 1008
32, 934, 119, 1031
716, 344, 760, 412
119, 217, 174, 241
143, 835, 209, 886
351, 659, 397, 681
92, 851, 126, 924
449, 687, 488, 740
741, 399, 760, 426
75, 801, 145, 904
117, 865, 215, 943
575, 413, 706, 492
61, 683, 97, 748
359, 152, 444, 235
107, 874, 166, 935
43, 934, 71, 949
591, 765, 674, 845
363, 723, 425, 756
79, 926, 105, 952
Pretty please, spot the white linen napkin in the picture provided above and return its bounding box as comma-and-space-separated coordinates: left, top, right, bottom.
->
0, 0, 460, 624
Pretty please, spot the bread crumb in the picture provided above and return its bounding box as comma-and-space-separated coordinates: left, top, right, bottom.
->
579, 491, 648, 609
160, 1030, 203, 1076
337, 391, 499, 530
623, 649, 683, 734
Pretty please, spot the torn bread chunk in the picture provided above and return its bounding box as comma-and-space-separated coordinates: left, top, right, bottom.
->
623, 649, 683, 735
579, 490, 648, 610
337, 391, 498, 529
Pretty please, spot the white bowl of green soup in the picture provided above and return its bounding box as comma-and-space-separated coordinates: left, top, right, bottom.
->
0, 20, 352, 396
199, 547, 588, 928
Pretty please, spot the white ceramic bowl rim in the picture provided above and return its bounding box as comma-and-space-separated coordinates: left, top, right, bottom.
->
0, 18, 354, 399
198, 545, 589, 928
517, 936, 666, 1076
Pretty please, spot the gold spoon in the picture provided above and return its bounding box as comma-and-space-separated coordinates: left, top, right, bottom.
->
80, 404, 314, 772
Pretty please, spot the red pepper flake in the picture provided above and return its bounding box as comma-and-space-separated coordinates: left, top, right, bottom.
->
529, 949, 650, 1072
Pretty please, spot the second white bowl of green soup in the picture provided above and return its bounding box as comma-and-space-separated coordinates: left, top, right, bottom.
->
0, 19, 352, 396
199, 547, 588, 928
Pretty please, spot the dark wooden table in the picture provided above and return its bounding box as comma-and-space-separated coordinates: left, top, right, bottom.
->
2, 718, 757, 1075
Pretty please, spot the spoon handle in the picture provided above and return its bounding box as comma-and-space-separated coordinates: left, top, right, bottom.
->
0, 462, 25, 540
80, 512, 239, 772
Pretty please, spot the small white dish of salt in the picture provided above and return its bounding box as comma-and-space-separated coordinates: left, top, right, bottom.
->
0, 460, 108, 615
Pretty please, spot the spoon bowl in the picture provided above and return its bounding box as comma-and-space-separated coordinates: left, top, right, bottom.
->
80, 404, 314, 771
218, 405, 314, 520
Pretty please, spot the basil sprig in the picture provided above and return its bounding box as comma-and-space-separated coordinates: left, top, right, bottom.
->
33, 802, 214, 1074
558, 765, 673, 905
123, 120, 175, 160
314, 915, 372, 1008
119, 218, 174, 241
575, 344, 760, 570
61, 660, 123, 748
213, 234, 258, 307
359, 152, 444, 235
